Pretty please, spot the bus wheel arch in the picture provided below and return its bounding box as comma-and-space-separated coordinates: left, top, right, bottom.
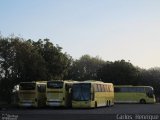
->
140, 99, 146, 104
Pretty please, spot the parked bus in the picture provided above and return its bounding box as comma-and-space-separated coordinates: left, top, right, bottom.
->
18, 82, 37, 107
72, 80, 114, 108
46, 80, 74, 107
18, 81, 47, 107
114, 85, 156, 104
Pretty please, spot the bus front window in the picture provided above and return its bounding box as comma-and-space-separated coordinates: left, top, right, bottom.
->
47, 81, 63, 89
146, 87, 154, 98
72, 83, 91, 101
20, 83, 36, 90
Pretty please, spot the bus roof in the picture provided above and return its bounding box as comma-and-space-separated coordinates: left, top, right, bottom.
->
73, 80, 113, 85
20, 81, 36, 84
114, 85, 154, 88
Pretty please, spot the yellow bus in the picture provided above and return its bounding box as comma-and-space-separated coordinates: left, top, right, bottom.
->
114, 85, 156, 104
18, 81, 47, 107
46, 80, 74, 107
72, 80, 114, 108
18, 82, 38, 107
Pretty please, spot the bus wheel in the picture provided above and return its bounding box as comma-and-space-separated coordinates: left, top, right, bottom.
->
140, 99, 146, 104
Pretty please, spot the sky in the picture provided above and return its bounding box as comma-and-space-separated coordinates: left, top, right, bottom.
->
0, 0, 160, 69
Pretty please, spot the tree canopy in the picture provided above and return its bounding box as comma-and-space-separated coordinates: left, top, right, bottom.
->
0, 37, 72, 102
97, 60, 141, 85
67, 54, 105, 80
0, 35, 160, 102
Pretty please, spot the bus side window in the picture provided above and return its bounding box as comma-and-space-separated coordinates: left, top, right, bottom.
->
94, 84, 98, 92
121, 87, 128, 92
128, 87, 135, 92
104, 85, 107, 92
101, 85, 105, 92
100, 85, 102, 92
140, 88, 145, 92
107, 86, 110, 92
98, 84, 101, 92
108, 86, 111, 92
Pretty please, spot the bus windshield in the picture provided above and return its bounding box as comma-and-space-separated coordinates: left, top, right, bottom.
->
145, 87, 154, 98
47, 81, 63, 89
20, 83, 36, 90
72, 83, 91, 101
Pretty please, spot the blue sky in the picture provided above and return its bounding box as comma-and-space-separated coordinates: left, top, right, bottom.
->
0, 0, 160, 68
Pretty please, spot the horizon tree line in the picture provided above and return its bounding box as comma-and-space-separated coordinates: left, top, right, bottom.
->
0, 35, 160, 102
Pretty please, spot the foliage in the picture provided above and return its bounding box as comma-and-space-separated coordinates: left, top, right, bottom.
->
67, 55, 105, 80
0, 35, 160, 102
140, 68, 160, 96
97, 60, 141, 85
0, 37, 71, 101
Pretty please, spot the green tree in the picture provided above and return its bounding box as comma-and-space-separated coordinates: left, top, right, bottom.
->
0, 36, 72, 102
32, 39, 72, 80
67, 54, 105, 80
0, 38, 15, 102
97, 60, 140, 85
140, 68, 160, 97
13, 39, 47, 82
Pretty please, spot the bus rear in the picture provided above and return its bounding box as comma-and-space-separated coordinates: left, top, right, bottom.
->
46, 80, 70, 107
18, 82, 37, 107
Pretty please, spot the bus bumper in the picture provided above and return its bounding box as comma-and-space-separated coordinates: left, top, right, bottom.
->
46, 100, 64, 107
19, 100, 37, 107
19, 102, 37, 107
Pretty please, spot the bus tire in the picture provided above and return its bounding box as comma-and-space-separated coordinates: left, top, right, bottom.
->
140, 99, 146, 104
